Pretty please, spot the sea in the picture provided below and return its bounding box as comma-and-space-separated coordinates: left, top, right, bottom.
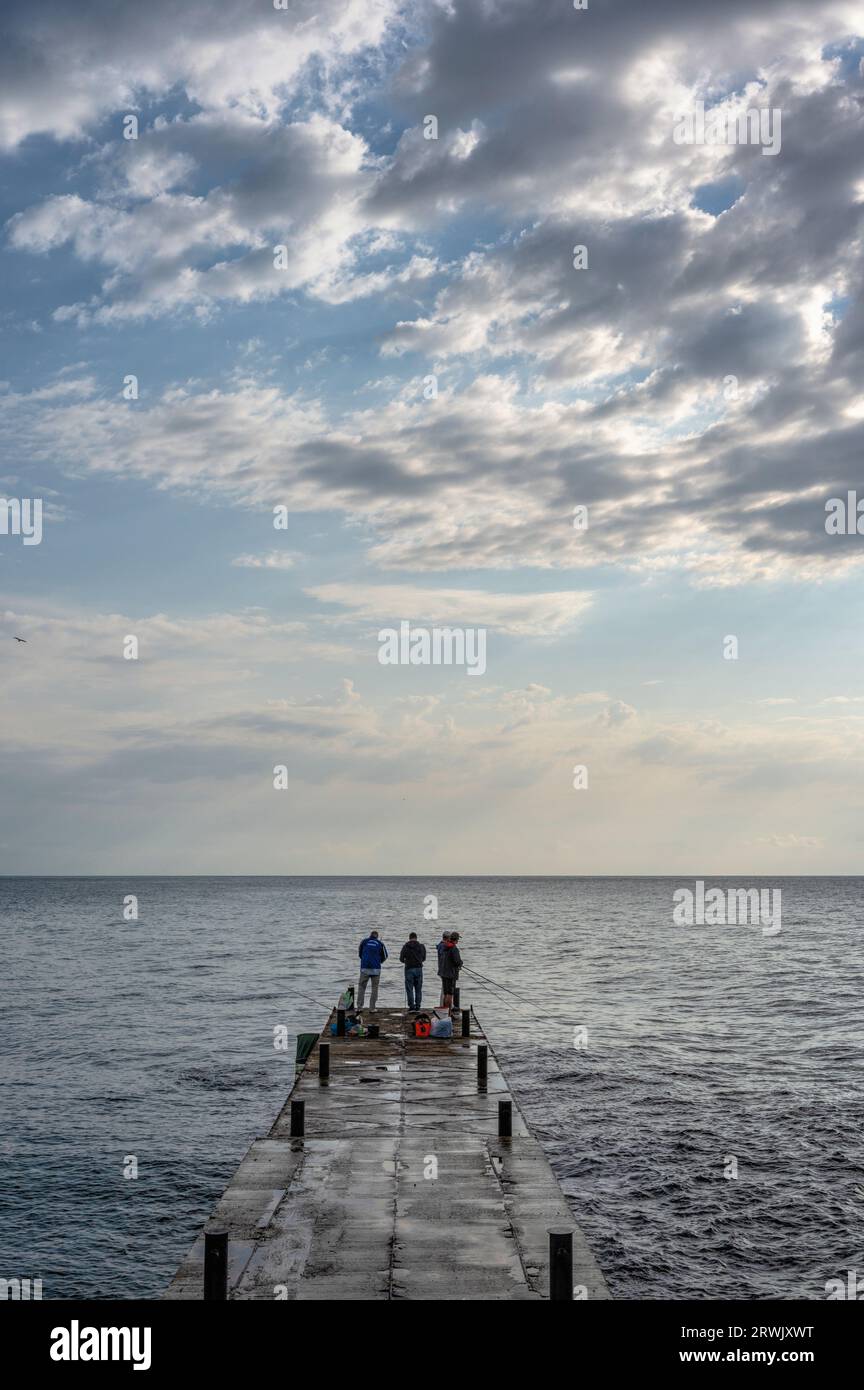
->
2, 876, 861, 1300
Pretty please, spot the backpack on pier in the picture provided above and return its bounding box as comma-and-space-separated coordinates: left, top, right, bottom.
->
429, 1010, 452, 1039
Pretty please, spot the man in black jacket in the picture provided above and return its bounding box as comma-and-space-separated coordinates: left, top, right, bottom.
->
399, 932, 427, 1010
438, 931, 462, 1010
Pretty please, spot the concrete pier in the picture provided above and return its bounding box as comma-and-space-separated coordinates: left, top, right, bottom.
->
165, 1006, 609, 1301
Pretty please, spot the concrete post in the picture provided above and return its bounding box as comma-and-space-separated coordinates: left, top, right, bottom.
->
318, 1041, 330, 1082
498, 1099, 512, 1137
204, 1229, 227, 1301
290, 1100, 305, 1137
548, 1228, 573, 1301
477, 1044, 488, 1088
336, 1008, 346, 1037
461, 1007, 470, 1038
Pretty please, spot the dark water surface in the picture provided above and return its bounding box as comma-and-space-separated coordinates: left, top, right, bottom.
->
2, 876, 862, 1299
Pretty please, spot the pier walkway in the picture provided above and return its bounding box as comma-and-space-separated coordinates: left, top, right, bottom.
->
165, 1006, 609, 1301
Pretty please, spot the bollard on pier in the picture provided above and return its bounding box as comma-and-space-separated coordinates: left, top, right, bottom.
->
548, 1228, 573, 1301
204, 1229, 227, 1301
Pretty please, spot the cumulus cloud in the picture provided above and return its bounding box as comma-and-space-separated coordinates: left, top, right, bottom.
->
0, 0, 415, 320
0, 0, 398, 150
9, 356, 864, 584
4, 0, 864, 584
8, 114, 388, 323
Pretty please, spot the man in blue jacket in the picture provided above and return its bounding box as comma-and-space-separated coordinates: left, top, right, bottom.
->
357, 930, 388, 1011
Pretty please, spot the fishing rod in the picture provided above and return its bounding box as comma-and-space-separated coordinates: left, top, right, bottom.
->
461, 967, 575, 1028
460, 968, 518, 1007
288, 987, 335, 1012
461, 965, 531, 1005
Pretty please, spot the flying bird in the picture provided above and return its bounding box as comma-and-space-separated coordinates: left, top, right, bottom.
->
13, 636, 26, 643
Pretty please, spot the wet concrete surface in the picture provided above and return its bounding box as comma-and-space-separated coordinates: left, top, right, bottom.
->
165, 1007, 610, 1300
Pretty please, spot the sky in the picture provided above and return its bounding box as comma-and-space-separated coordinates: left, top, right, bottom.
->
2, 0, 864, 875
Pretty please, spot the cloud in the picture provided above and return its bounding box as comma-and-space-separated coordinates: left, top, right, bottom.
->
11, 356, 864, 586
6, 0, 864, 878
0, 0, 398, 150
0, 0, 419, 322
305, 582, 592, 636
597, 700, 637, 728
755, 833, 824, 849
9, 114, 387, 323
5, 0, 864, 590
1, 593, 862, 873
232, 551, 298, 571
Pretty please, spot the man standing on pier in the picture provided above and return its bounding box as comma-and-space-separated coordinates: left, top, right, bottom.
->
438, 931, 462, 1010
436, 931, 451, 1004
357, 930, 388, 1011
399, 931, 426, 1010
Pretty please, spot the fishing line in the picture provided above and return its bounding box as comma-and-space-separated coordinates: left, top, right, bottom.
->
460, 968, 516, 1007
288, 987, 335, 1011
460, 968, 575, 1031
461, 965, 531, 1005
